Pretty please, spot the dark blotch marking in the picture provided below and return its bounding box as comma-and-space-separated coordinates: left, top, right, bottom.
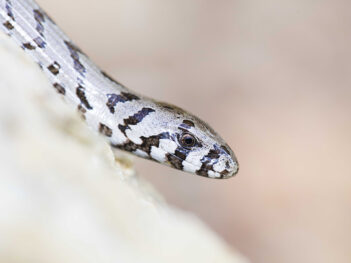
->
118, 108, 155, 136
166, 145, 192, 170
221, 145, 231, 155
33, 9, 45, 36
3, 21, 13, 30
183, 120, 195, 127
5, 0, 15, 21
53, 83, 65, 95
99, 123, 113, 137
166, 154, 183, 170
34, 37, 46, 48
33, 9, 45, 22
77, 105, 87, 120
196, 147, 221, 178
138, 132, 169, 154
174, 149, 186, 160
114, 140, 138, 152
47, 62, 61, 75
76, 85, 93, 110
179, 119, 195, 131
106, 92, 140, 114
64, 41, 86, 76
113, 132, 170, 156
225, 160, 231, 170
22, 42, 36, 50
206, 148, 221, 160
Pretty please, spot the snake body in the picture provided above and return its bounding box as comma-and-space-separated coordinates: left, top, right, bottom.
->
0, 0, 238, 178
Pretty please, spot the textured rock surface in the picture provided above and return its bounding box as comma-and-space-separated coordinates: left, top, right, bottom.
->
0, 33, 247, 263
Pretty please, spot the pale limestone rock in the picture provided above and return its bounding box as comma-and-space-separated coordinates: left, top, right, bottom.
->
0, 33, 247, 263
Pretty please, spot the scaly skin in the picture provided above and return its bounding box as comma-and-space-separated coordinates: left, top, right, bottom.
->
0, 0, 239, 178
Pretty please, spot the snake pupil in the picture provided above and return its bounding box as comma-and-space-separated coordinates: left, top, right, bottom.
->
180, 133, 196, 148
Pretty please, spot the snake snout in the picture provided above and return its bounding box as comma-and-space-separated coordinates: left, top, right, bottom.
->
218, 145, 239, 178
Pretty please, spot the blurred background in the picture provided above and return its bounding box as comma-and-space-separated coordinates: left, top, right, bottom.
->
37, 0, 351, 262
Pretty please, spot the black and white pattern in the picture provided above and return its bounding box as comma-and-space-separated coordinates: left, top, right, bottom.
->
0, 0, 239, 178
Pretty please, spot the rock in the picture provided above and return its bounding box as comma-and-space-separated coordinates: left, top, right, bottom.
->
0, 32, 247, 263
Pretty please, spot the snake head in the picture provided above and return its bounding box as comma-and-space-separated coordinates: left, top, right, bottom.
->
111, 100, 238, 179
149, 103, 239, 178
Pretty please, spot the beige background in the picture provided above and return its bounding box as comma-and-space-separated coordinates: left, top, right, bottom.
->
37, 0, 351, 262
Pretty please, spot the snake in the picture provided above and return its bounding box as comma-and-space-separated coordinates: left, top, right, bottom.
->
0, 0, 239, 178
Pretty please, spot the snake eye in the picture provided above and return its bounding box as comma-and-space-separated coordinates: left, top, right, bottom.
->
180, 133, 197, 148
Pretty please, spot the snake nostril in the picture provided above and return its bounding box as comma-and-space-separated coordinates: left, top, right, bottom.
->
225, 160, 231, 169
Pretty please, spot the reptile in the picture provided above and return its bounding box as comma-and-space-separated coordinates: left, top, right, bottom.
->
0, 0, 239, 178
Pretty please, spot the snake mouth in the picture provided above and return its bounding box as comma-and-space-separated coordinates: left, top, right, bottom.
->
194, 161, 238, 179
195, 163, 236, 179
160, 142, 239, 179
